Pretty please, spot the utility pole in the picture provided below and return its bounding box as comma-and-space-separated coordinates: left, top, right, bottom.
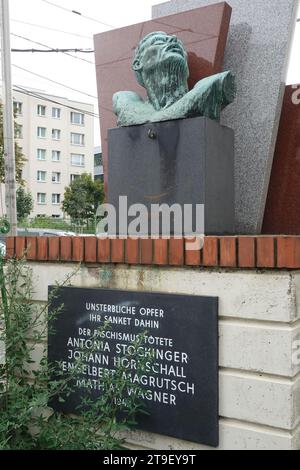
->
0, 0, 17, 236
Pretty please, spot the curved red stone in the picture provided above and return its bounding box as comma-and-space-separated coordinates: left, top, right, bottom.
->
263, 85, 300, 235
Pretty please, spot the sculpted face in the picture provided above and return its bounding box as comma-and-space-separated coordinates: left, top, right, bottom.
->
133, 32, 189, 89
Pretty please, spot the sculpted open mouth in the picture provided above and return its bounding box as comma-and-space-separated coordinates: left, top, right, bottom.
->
165, 44, 185, 56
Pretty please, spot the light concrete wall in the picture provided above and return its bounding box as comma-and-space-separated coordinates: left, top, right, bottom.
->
8, 89, 94, 218
27, 262, 300, 450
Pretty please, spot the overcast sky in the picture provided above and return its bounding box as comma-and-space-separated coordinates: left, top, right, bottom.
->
2, 0, 300, 147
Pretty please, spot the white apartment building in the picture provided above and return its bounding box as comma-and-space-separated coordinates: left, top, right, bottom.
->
94, 146, 104, 182
2, 88, 94, 218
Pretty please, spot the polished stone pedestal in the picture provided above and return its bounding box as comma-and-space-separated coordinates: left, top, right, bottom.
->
108, 117, 235, 235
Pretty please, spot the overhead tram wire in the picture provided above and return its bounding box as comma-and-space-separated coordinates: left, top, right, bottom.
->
0, 76, 99, 119
12, 64, 98, 100
40, 0, 115, 29
11, 48, 93, 53
13, 85, 100, 119
11, 33, 95, 65
14, 85, 99, 117
11, 19, 93, 40
14, 84, 99, 117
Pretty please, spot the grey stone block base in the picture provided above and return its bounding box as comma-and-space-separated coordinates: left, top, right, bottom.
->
108, 117, 235, 235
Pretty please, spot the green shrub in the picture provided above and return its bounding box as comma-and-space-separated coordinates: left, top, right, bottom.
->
19, 217, 96, 234
19, 217, 72, 231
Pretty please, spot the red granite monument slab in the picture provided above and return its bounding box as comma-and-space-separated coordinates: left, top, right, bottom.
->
94, 2, 232, 194
263, 85, 300, 235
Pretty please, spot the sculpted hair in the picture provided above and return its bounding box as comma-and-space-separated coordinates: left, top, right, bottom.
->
132, 31, 167, 87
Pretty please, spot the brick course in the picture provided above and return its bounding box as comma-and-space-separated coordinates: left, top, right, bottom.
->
6, 236, 300, 269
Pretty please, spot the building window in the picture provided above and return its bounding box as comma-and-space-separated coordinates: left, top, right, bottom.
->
37, 127, 46, 138
94, 152, 102, 167
70, 174, 80, 183
52, 172, 61, 183
37, 104, 46, 117
37, 170, 46, 182
71, 153, 85, 167
71, 112, 84, 125
52, 214, 61, 219
52, 150, 61, 162
52, 129, 61, 140
14, 101, 23, 115
52, 193, 61, 205
37, 193, 46, 205
15, 124, 23, 139
71, 132, 84, 146
52, 107, 61, 119
37, 148, 46, 160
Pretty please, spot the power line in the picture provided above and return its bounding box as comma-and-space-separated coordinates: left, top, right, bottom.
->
40, 0, 115, 28
11, 19, 93, 39
12, 48, 93, 53
12, 64, 97, 100
0, 78, 110, 119
2, 78, 99, 117
14, 85, 99, 116
11, 32, 94, 65
13, 84, 100, 118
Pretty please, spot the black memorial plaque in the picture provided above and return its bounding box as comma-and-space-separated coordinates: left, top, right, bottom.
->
48, 287, 219, 447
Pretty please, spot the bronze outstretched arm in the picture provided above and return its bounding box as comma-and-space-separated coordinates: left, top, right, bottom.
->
113, 71, 236, 126
154, 71, 236, 123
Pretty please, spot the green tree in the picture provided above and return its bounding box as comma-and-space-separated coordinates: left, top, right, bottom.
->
16, 186, 33, 221
0, 102, 26, 183
62, 173, 104, 221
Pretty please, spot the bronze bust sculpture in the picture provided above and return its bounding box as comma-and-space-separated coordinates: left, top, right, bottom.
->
113, 31, 236, 127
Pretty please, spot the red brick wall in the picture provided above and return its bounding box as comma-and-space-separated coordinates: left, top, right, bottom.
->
6, 236, 300, 270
